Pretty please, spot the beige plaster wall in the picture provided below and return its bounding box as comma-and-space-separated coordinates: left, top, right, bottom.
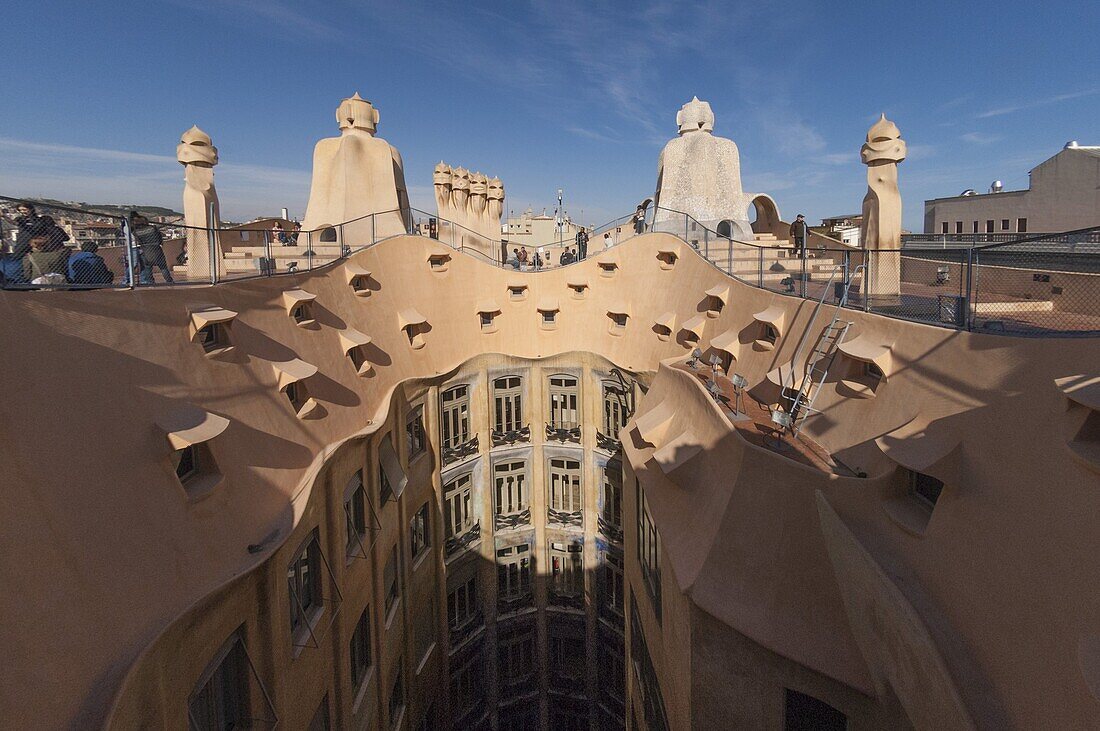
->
0, 230, 1096, 728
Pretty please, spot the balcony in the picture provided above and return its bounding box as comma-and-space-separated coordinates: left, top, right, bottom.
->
448, 612, 485, 653
495, 508, 531, 532
441, 434, 479, 466
595, 429, 622, 452
491, 424, 531, 446
444, 521, 480, 558
547, 507, 583, 528
598, 514, 623, 544
497, 591, 535, 616
545, 421, 581, 444
549, 589, 585, 611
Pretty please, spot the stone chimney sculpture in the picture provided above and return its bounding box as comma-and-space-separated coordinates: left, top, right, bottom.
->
177, 125, 221, 280
859, 114, 907, 298
652, 96, 754, 241
432, 162, 504, 258
300, 93, 411, 246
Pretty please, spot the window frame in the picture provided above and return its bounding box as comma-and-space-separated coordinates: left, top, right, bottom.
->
440, 385, 471, 451
492, 375, 524, 434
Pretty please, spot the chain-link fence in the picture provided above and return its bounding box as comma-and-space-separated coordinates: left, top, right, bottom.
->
2, 193, 1096, 336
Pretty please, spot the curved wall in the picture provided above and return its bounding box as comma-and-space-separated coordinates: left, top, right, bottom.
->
0, 231, 1096, 728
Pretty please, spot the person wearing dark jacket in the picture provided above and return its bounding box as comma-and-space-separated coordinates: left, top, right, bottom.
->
789, 214, 808, 257
68, 242, 114, 285
130, 212, 174, 284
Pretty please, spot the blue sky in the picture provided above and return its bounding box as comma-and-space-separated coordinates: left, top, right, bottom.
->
1, 0, 1097, 230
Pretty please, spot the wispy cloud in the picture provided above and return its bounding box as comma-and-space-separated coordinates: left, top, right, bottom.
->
976, 88, 1099, 119
960, 132, 1003, 145
812, 152, 854, 166
171, 0, 342, 39
565, 127, 624, 144
0, 136, 310, 219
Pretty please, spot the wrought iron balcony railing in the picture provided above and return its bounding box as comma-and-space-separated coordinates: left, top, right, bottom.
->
444, 521, 480, 557
448, 611, 485, 650
548, 589, 585, 610
547, 507, 583, 527
441, 434, 479, 466
595, 429, 622, 452
545, 421, 582, 443
494, 508, 531, 531
491, 424, 530, 446
497, 591, 535, 615
598, 514, 623, 543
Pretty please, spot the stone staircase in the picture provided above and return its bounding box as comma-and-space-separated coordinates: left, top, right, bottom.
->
694, 233, 850, 285
173, 243, 350, 277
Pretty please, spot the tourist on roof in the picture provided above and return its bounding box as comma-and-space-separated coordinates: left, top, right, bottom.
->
68, 242, 114, 286
130, 212, 175, 284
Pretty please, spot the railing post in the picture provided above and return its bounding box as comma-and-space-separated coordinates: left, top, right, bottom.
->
704, 228, 709, 262
371, 214, 376, 246
965, 247, 975, 331
727, 237, 732, 276
207, 204, 218, 285
863, 250, 871, 311
799, 246, 807, 298
757, 247, 764, 288
124, 219, 137, 289
684, 214, 689, 243
264, 228, 272, 277
843, 250, 851, 305
307, 231, 313, 271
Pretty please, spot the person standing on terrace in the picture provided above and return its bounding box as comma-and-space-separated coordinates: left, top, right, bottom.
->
790, 213, 808, 258
130, 212, 174, 284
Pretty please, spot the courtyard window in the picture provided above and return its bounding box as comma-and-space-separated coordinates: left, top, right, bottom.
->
344, 470, 368, 558
908, 469, 944, 509
410, 503, 430, 562
549, 540, 584, 598
1017, 217, 1027, 232
637, 480, 662, 621
548, 458, 583, 515
602, 381, 632, 441
548, 374, 579, 429
405, 406, 425, 461
389, 664, 405, 729
1001, 218, 1010, 231
600, 464, 622, 535
493, 376, 523, 433
498, 624, 535, 686
188, 634, 265, 731
494, 460, 529, 524
440, 385, 470, 451
288, 530, 322, 634
350, 605, 373, 692
940, 221, 948, 234
497, 544, 532, 603
384, 545, 400, 620
447, 575, 479, 632
443, 473, 475, 545
955, 221, 962, 234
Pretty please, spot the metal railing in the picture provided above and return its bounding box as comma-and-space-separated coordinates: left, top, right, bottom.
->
2, 193, 1096, 336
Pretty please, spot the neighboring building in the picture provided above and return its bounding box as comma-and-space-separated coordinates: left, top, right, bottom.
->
504, 206, 582, 247
812, 214, 863, 247
924, 141, 1100, 234
63, 220, 123, 247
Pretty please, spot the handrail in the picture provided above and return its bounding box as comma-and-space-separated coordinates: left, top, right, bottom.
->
1, 192, 1096, 337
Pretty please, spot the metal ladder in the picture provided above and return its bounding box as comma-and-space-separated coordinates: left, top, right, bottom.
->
783, 264, 864, 433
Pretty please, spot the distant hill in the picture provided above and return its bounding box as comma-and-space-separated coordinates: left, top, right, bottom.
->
26, 199, 182, 219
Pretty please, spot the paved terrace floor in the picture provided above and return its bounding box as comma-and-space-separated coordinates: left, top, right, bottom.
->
673, 362, 856, 476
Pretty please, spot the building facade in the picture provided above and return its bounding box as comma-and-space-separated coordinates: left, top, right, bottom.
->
923, 142, 1100, 235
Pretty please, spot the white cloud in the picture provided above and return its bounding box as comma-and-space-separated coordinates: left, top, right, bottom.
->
0, 136, 311, 220
976, 88, 1099, 119
960, 132, 1002, 145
